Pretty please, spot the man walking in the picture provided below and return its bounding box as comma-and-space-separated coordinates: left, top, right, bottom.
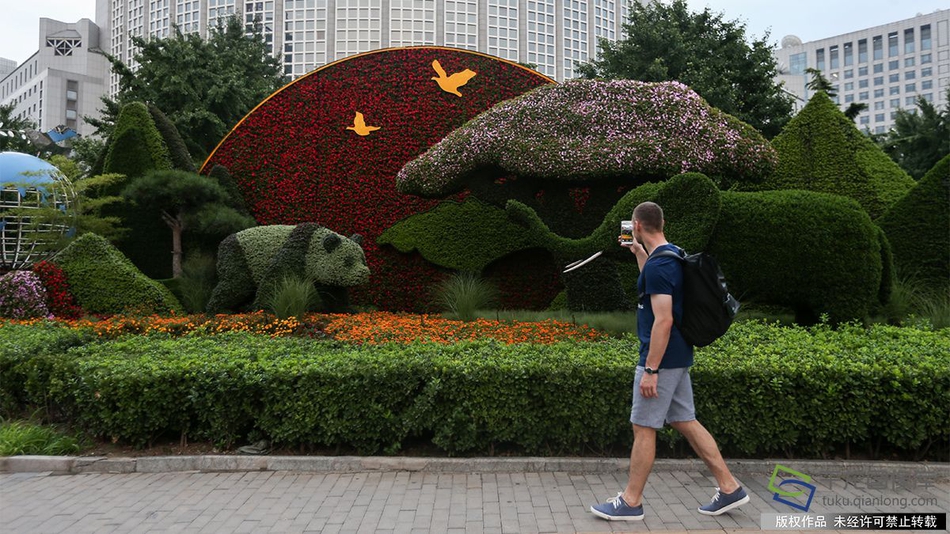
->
590, 201, 749, 521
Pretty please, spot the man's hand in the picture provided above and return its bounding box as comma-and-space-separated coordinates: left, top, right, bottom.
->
619, 235, 647, 256
640, 373, 659, 398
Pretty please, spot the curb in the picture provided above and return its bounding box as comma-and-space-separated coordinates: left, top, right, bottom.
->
1, 455, 948, 478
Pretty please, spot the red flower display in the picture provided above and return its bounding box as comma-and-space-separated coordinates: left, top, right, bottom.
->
32, 261, 83, 319
202, 47, 553, 311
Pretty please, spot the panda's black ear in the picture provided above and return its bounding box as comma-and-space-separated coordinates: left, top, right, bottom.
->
350, 234, 363, 246
323, 233, 342, 253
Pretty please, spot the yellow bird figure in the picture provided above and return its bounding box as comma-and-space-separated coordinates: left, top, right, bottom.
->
346, 112, 380, 136
431, 60, 477, 97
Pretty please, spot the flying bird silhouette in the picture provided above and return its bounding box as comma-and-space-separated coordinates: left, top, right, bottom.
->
346, 112, 380, 136
431, 60, 477, 97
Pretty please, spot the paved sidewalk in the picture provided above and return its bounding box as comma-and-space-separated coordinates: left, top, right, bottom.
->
1, 458, 947, 533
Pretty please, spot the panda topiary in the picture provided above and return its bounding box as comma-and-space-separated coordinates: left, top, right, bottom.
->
207, 223, 370, 313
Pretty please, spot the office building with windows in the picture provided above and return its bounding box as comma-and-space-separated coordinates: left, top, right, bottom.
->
98, 0, 634, 86
0, 18, 112, 138
775, 9, 950, 133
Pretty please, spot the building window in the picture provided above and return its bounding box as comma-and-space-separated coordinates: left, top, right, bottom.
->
858, 38, 868, 63
815, 48, 825, 71
845, 94, 854, 103
904, 28, 915, 54
873, 88, 884, 98
905, 96, 916, 106
888, 73, 899, 83
887, 31, 898, 57
873, 63, 883, 74
905, 57, 915, 67
830, 45, 839, 69
46, 37, 82, 56
890, 86, 900, 95
858, 65, 868, 76
860, 116, 869, 125
905, 70, 916, 80
859, 91, 869, 101
922, 80, 933, 90
905, 83, 916, 93
921, 67, 932, 77
921, 53, 932, 64
921, 93, 933, 102
844, 69, 853, 79
874, 100, 884, 110
789, 52, 806, 75
875, 113, 885, 122
890, 98, 899, 108
843, 42, 853, 66
889, 59, 899, 70
921, 24, 931, 50
872, 35, 883, 60
859, 79, 868, 88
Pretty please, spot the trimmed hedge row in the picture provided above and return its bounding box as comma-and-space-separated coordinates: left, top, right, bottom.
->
1, 321, 946, 457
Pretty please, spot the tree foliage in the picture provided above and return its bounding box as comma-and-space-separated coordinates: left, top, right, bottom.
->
102, 16, 284, 160
0, 103, 36, 153
576, 0, 794, 138
122, 170, 255, 277
878, 89, 950, 180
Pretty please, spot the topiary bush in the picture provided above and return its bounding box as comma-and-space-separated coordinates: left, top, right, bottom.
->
147, 104, 196, 173
102, 102, 176, 279
378, 198, 539, 273
0, 271, 50, 319
207, 224, 369, 313
762, 91, 915, 219
877, 154, 949, 284
505, 173, 890, 321
710, 189, 886, 323
103, 102, 172, 178
50, 233, 182, 315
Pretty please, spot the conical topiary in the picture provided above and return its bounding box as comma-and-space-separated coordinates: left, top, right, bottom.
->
763, 91, 915, 219
877, 154, 950, 282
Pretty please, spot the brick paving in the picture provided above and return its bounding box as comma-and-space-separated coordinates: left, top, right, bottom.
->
1, 461, 947, 533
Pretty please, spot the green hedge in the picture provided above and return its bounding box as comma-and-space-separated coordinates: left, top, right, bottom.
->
51, 234, 182, 315
2, 321, 946, 456
763, 92, 915, 219
147, 104, 196, 173
877, 154, 950, 283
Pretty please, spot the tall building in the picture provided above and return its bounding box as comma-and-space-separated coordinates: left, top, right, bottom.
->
0, 18, 112, 138
775, 9, 950, 134
97, 0, 634, 85
0, 58, 16, 80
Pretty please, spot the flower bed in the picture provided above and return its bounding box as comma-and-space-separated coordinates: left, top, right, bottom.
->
0, 311, 608, 344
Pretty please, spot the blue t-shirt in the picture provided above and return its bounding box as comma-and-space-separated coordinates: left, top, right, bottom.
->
637, 243, 694, 369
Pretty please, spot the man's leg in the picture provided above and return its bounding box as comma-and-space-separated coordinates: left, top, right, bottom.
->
669, 419, 739, 493
622, 424, 656, 506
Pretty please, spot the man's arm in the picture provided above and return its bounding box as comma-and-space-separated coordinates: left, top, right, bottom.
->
639, 293, 673, 399
645, 293, 674, 370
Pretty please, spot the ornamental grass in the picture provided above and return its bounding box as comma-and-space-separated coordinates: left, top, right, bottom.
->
0, 311, 608, 344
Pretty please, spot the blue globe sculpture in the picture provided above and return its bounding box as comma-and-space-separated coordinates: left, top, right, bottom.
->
0, 152, 76, 270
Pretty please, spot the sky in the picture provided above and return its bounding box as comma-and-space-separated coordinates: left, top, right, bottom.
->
0, 0, 947, 65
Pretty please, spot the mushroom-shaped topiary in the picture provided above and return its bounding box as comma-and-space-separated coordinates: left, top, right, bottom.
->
397, 79, 777, 200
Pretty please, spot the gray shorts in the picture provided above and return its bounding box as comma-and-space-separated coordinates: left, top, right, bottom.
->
630, 366, 696, 429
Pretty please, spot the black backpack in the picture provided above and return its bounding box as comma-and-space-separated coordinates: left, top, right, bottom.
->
643, 249, 740, 347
